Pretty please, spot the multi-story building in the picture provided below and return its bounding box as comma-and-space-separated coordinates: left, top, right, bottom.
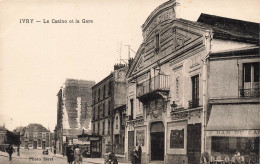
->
91, 64, 128, 159
18, 124, 51, 149
124, 0, 259, 164
55, 79, 95, 154
204, 15, 260, 163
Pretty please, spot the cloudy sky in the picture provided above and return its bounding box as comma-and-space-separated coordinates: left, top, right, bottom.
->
0, 0, 259, 131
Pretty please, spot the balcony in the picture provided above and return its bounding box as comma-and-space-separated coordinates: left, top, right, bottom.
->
136, 74, 170, 102
239, 88, 260, 97
188, 99, 200, 108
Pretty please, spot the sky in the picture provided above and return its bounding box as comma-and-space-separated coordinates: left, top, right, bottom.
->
0, 0, 259, 132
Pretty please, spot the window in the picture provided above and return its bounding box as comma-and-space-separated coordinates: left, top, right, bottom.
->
93, 107, 95, 120
93, 124, 95, 134
130, 99, 134, 120
108, 101, 111, 115
190, 75, 199, 108
103, 103, 105, 117
98, 88, 100, 101
93, 91, 96, 104
244, 63, 259, 83
212, 137, 259, 156
102, 121, 105, 135
98, 123, 100, 135
103, 85, 106, 98
242, 63, 260, 97
97, 106, 100, 119
116, 116, 118, 129
170, 129, 184, 149
108, 81, 112, 96
108, 120, 110, 135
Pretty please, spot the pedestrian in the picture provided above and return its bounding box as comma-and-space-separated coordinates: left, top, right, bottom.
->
54, 146, 56, 154
130, 148, 138, 164
17, 145, 20, 156
137, 146, 142, 164
6, 144, 15, 161
74, 145, 82, 164
200, 152, 209, 164
66, 145, 74, 164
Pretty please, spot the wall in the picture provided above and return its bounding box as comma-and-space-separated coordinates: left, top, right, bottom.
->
211, 39, 256, 52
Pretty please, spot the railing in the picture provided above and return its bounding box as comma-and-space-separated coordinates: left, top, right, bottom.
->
239, 88, 260, 97
137, 74, 169, 97
188, 99, 199, 108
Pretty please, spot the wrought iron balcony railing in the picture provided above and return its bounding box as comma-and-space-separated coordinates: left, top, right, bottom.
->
137, 74, 170, 97
188, 99, 199, 108
239, 88, 260, 97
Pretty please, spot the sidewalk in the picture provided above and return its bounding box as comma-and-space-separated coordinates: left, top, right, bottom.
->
51, 152, 130, 164
0, 150, 28, 159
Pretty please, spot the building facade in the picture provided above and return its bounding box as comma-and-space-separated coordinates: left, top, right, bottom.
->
19, 124, 51, 149
91, 64, 128, 159
124, 0, 259, 164
55, 79, 95, 154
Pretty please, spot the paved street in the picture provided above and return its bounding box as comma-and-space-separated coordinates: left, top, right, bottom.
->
0, 148, 114, 164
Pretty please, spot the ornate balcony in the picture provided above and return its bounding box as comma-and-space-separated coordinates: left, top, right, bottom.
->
136, 74, 170, 102
239, 88, 260, 97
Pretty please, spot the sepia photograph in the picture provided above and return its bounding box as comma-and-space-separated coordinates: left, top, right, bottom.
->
0, 0, 259, 163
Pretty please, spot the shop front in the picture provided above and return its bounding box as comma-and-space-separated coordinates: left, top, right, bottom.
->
206, 104, 260, 164
77, 134, 102, 158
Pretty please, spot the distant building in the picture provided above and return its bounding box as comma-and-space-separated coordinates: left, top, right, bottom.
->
55, 79, 95, 154
18, 123, 51, 149
91, 64, 128, 159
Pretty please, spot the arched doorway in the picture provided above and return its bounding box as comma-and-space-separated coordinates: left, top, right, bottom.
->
150, 121, 164, 161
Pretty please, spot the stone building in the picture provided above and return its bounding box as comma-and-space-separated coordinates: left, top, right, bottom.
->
203, 14, 260, 163
19, 124, 51, 149
55, 79, 95, 154
124, 0, 259, 164
91, 64, 128, 159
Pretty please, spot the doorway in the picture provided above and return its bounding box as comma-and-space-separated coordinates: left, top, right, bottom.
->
42, 141, 46, 149
187, 123, 201, 164
33, 141, 37, 149
150, 122, 164, 161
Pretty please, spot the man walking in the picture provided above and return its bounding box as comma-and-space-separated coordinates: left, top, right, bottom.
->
6, 144, 15, 161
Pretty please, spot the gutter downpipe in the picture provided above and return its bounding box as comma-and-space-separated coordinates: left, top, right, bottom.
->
202, 29, 212, 154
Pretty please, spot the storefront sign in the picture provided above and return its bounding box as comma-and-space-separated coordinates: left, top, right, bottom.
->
88, 137, 100, 141
206, 130, 260, 137
143, 9, 174, 39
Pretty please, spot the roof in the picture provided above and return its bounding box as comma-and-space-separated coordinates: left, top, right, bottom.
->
209, 46, 259, 59
25, 123, 49, 132
197, 13, 259, 44
0, 126, 8, 131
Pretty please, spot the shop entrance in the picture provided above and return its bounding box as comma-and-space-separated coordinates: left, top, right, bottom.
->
150, 121, 164, 161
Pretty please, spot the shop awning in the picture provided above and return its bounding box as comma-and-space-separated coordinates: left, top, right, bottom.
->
206, 104, 260, 137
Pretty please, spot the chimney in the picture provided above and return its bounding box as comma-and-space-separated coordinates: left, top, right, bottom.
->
114, 63, 126, 71
174, 0, 181, 19
128, 58, 134, 69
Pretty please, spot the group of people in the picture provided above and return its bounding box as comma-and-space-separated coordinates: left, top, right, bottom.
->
66, 144, 82, 164
130, 146, 142, 164
200, 151, 245, 164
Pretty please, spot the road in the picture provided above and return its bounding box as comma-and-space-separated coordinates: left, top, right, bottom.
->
0, 148, 106, 164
